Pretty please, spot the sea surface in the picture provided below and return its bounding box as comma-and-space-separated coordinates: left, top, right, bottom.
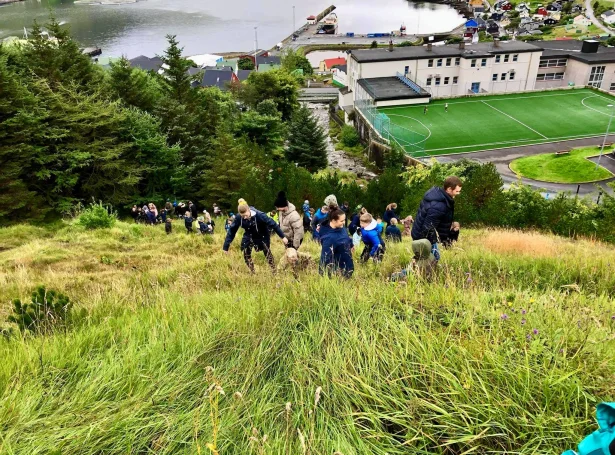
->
0, 0, 465, 58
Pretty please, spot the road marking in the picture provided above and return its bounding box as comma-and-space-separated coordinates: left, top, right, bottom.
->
481, 101, 548, 139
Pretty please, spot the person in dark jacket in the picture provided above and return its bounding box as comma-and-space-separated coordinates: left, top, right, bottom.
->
411, 176, 462, 249
385, 218, 402, 242
311, 194, 339, 243
319, 205, 354, 278
383, 203, 399, 226
223, 201, 288, 272
130, 205, 139, 222
348, 206, 365, 236
188, 201, 198, 219
184, 211, 194, 233
165, 218, 172, 235
341, 201, 350, 227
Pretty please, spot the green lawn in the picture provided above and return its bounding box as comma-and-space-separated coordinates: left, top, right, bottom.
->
378, 89, 615, 156
509, 146, 614, 183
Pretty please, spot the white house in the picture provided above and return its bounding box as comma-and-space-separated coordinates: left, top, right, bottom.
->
573, 15, 592, 27
601, 10, 615, 24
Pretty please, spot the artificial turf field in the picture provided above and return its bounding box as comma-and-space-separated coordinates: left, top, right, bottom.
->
378, 89, 615, 156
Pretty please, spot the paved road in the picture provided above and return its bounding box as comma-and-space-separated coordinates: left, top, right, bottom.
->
585, 0, 613, 36
288, 34, 419, 51
436, 135, 615, 195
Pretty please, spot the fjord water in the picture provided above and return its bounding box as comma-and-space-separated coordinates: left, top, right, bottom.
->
0, 0, 464, 58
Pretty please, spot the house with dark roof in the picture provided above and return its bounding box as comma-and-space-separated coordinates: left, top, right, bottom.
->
236, 69, 253, 81
129, 55, 163, 72
194, 69, 239, 90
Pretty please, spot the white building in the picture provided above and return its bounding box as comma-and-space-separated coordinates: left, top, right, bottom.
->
340, 41, 542, 107
601, 10, 615, 24
339, 39, 615, 109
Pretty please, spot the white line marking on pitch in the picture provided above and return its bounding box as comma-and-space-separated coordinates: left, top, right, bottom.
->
581, 96, 615, 117
481, 101, 548, 139
386, 113, 432, 143
378, 90, 594, 110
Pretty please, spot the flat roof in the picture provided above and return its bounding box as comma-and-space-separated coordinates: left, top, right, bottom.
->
533, 40, 615, 64
351, 41, 541, 63
358, 77, 431, 101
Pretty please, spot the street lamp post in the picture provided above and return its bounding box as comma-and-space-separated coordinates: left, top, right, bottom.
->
293, 5, 296, 34
596, 104, 615, 170
254, 26, 258, 54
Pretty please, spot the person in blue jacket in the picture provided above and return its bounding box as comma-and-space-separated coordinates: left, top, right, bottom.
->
359, 212, 384, 262
223, 201, 288, 273
319, 205, 354, 278
310, 194, 339, 243
385, 218, 402, 242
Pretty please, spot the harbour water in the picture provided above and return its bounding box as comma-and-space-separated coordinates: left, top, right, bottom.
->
0, 0, 464, 58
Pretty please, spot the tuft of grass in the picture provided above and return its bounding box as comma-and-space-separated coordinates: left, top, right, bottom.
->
0, 221, 614, 454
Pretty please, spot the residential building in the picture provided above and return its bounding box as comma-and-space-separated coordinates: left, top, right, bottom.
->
307, 15, 317, 25
338, 39, 615, 109
601, 10, 615, 24
236, 69, 253, 82
573, 15, 592, 27
195, 69, 239, 90
333, 64, 348, 87
319, 57, 347, 72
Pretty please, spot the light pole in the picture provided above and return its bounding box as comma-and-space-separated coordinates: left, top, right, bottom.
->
596, 103, 615, 170
293, 5, 296, 34
254, 26, 258, 54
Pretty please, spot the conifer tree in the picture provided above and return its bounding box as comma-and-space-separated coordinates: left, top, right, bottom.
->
286, 104, 328, 172
159, 35, 194, 103
108, 57, 162, 112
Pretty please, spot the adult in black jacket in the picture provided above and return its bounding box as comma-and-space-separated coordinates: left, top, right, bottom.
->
412, 176, 462, 245
223, 203, 288, 272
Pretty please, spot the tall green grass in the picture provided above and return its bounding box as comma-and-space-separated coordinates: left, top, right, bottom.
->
0, 222, 614, 454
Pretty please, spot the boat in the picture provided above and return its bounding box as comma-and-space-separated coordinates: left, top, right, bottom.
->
317, 13, 338, 34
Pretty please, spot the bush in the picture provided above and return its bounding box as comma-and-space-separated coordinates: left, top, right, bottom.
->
370, 40, 378, 49
7, 286, 81, 334
77, 201, 117, 230
340, 125, 360, 147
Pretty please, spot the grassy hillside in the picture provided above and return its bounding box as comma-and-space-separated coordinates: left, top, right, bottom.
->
0, 221, 614, 454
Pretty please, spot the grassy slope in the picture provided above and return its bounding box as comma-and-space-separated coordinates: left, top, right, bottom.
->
1, 222, 615, 454
510, 146, 614, 183
379, 89, 615, 155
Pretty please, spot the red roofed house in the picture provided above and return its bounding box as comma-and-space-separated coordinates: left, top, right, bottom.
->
307, 15, 317, 25
319, 57, 347, 72
536, 7, 548, 16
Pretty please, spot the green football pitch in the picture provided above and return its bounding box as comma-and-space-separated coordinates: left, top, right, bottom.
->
377, 89, 615, 156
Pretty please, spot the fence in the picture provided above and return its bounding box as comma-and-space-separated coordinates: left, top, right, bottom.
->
354, 80, 428, 158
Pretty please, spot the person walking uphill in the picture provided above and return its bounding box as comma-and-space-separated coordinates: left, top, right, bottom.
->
412, 176, 462, 259
274, 191, 304, 250
319, 205, 354, 278
223, 201, 288, 273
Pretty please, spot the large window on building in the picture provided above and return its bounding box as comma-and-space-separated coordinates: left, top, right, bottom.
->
539, 58, 568, 68
481, 58, 487, 67
610, 82, 615, 91
437, 59, 443, 67
513, 54, 519, 62
471, 59, 477, 67
492, 73, 498, 81
426, 77, 432, 86
501, 73, 507, 81
446, 58, 452, 67
455, 57, 461, 66
453, 76, 459, 84
444, 76, 450, 85
428, 59, 434, 68
510, 71, 516, 81
435, 77, 441, 85
589, 66, 606, 88
504, 54, 510, 63
495, 55, 501, 63
536, 73, 565, 81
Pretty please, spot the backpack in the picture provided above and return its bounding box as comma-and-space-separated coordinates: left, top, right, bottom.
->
563, 403, 615, 455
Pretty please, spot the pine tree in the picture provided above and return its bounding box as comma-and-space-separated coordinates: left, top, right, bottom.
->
108, 57, 162, 112
286, 104, 328, 172
159, 35, 194, 103
201, 130, 252, 208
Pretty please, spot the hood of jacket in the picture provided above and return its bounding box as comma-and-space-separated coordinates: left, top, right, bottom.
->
280, 203, 298, 219
363, 219, 378, 231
